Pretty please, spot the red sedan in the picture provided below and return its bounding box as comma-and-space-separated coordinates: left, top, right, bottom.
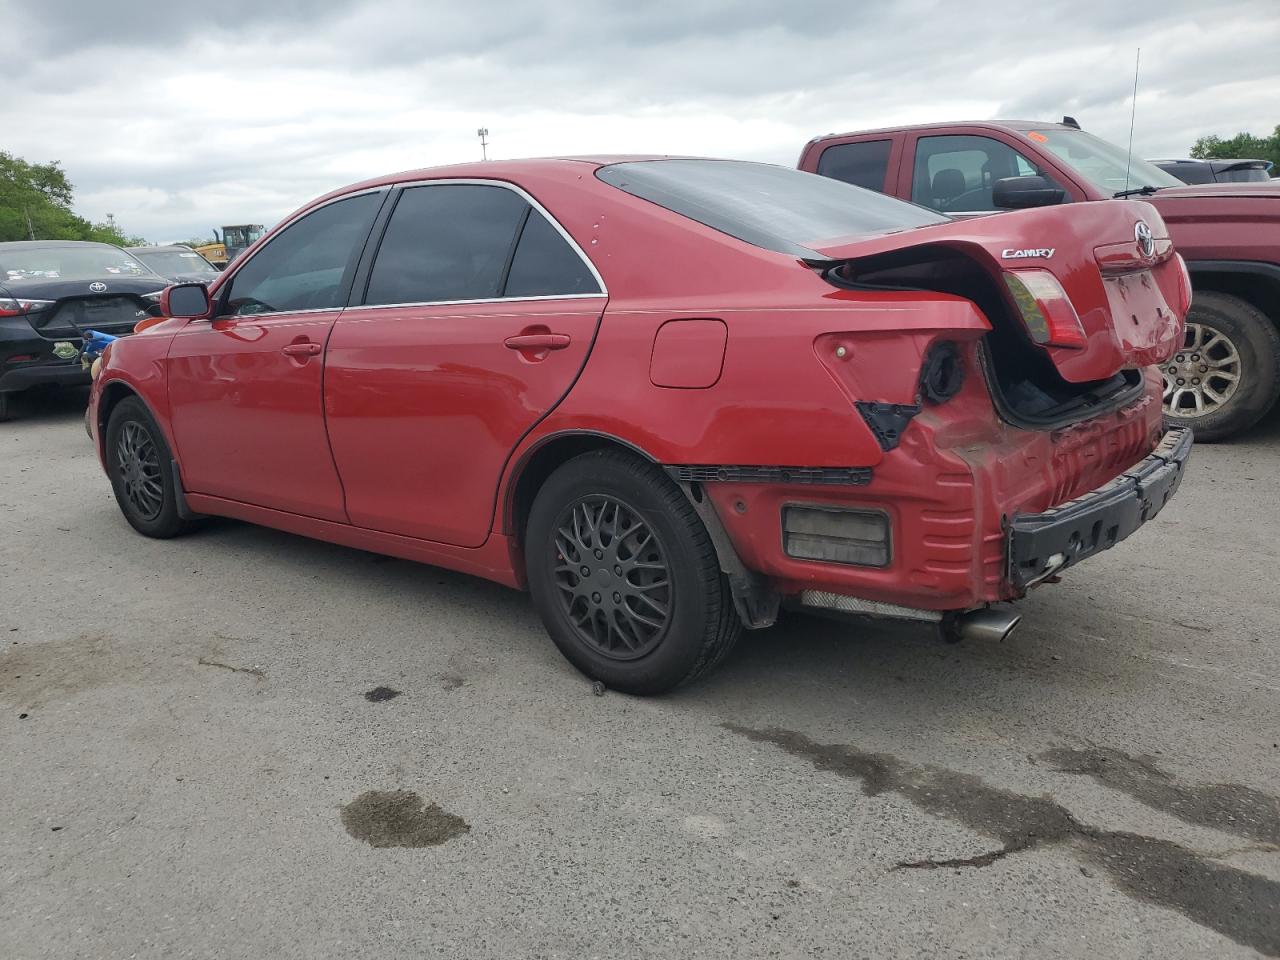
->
88, 157, 1191, 693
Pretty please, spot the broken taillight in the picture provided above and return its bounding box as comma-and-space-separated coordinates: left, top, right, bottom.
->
1002, 270, 1087, 348
0, 297, 53, 318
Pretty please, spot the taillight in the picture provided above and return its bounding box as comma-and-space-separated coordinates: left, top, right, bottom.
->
1172, 253, 1193, 318
1003, 270, 1087, 349
0, 297, 53, 318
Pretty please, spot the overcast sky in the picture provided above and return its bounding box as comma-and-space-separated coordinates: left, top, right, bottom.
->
2, 0, 1276, 242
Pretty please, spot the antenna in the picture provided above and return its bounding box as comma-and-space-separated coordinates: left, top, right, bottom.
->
477, 128, 490, 161
1123, 48, 1141, 194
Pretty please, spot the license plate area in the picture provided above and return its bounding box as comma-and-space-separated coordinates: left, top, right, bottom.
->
1102, 270, 1180, 365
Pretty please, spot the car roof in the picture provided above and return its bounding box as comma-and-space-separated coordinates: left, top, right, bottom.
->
808, 120, 1071, 144
126, 244, 191, 253
0, 239, 123, 252
308, 155, 696, 205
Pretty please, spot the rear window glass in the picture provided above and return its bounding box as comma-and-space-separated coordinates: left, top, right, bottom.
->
816, 139, 893, 192
596, 159, 947, 257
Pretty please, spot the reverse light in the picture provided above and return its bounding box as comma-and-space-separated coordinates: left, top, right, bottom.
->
0, 297, 53, 317
782, 505, 890, 567
1003, 270, 1087, 348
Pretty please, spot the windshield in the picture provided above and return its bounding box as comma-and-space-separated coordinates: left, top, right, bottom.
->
0, 245, 161, 283
133, 249, 219, 276
596, 159, 949, 257
1029, 129, 1183, 194
223, 226, 264, 247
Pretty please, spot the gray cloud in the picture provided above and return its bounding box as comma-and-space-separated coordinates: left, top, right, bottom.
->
1, 0, 1275, 240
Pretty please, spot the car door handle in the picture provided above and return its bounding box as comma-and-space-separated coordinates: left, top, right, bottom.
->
282, 342, 322, 357
503, 333, 571, 351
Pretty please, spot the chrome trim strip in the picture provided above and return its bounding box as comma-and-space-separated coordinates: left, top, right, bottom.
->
341, 293, 607, 313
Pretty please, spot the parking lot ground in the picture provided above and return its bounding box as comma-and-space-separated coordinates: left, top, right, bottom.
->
2, 387, 1279, 960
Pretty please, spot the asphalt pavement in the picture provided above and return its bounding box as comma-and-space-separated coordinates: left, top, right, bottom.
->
2, 386, 1278, 959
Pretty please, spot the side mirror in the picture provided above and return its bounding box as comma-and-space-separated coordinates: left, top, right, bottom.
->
161, 282, 211, 319
992, 175, 1066, 210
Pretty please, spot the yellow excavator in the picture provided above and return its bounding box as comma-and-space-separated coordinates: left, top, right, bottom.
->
192, 224, 265, 269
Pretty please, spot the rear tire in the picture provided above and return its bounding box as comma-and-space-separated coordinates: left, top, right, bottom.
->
0, 392, 11, 423
1162, 292, 1280, 441
105, 397, 193, 539
525, 449, 741, 695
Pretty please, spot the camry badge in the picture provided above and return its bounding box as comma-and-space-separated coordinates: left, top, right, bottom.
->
52, 341, 79, 360
89, 281, 107, 293
1135, 221, 1155, 258
1001, 248, 1055, 259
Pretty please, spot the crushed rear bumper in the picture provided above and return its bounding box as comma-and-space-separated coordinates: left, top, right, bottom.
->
1008, 426, 1192, 590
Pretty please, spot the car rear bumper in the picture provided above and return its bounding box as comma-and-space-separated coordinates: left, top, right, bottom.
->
700, 377, 1180, 614
0, 358, 90, 393
1008, 426, 1191, 589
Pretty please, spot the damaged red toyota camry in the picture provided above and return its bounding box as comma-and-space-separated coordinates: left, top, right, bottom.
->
88, 158, 1191, 694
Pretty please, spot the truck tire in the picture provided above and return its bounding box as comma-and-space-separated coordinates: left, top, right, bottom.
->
525, 448, 742, 695
1162, 292, 1280, 442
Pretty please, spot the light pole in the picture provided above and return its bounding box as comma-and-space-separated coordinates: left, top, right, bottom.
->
477, 128, 489, 161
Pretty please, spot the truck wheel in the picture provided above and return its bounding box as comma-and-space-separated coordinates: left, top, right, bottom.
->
105, 397, 194, 539
1162, 292, 1280, 442
0, 392, 11, 423
525, 449, 742, 695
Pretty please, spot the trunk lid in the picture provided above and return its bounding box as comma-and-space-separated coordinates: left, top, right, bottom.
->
0, 276, 166, 340
807, 200, 1186, 384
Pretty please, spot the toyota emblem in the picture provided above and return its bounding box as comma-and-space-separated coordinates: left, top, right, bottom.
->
1134, 221, 1155, 259
89, 281, 107, 293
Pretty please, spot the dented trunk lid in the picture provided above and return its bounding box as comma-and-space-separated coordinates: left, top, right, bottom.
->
806, 200, 1186, 384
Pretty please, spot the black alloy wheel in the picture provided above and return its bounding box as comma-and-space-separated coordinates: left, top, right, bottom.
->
115, 420, 165, 521
551, 494, 673, 660
105, 397, 194, 538
526, 449, 742, 695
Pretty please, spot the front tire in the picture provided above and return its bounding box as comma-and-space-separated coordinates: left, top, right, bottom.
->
525, 449, 741, 695
1162, 292, 1280, 441
105, 397, 193, 539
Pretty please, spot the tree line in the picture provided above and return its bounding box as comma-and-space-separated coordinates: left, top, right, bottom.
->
0, 152, 146, 246
1189, 125, 1280, 170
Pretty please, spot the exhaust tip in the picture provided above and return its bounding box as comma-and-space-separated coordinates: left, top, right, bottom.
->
955, 607, 1022, 643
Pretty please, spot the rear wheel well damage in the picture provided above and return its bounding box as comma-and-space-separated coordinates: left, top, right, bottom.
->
505, 432, 779, 627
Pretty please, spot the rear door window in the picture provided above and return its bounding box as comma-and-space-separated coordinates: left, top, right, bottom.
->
816, 139, 893, 192
910, 135, 1065, 213
220, 193, 382, 316
365, 184, 528, 305
503, 210, 601, 298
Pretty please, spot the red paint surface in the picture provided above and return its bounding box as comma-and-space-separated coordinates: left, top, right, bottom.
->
90, 156, 1184, 613
649, 319, 728, 388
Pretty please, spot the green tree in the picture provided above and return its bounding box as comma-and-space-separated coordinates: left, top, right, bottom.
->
0, 151, 148, 245
1189, 125, 1280, 171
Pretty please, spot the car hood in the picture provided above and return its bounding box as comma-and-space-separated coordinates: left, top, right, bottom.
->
1149, 181, 1280, 201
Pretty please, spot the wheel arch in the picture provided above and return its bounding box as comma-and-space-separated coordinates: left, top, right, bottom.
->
503, 430, 660, 545
1187, 260, 1280, 331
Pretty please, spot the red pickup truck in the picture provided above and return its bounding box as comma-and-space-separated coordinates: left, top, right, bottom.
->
800, 119, 1280, 440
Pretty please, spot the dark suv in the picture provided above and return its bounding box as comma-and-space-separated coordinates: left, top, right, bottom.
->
800, 120, 1280, 440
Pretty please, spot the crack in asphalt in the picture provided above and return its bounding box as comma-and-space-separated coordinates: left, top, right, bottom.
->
724, 723, 1280, 957
196, 657, 265, 681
